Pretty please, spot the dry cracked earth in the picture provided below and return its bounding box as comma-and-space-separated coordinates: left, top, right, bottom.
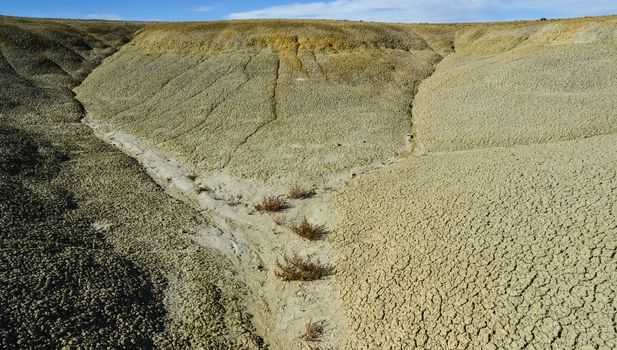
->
1, 14, 617, 350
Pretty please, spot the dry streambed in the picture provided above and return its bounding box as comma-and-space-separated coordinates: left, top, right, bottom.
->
74, 20, 453, 348
83, 115, 345, 349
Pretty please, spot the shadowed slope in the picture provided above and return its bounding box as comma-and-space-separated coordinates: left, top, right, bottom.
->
0, 125, 165, 348
0, 16, 265, 349
0, 16, 164, 348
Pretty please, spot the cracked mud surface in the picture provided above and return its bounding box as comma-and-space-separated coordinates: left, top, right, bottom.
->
329, 17, 617, 349
333, 134, 617, 348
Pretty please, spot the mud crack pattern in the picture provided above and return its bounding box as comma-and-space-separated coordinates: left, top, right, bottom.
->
333, 135, 617, 349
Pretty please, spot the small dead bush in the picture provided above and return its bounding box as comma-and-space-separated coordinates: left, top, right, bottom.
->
255, 196, 288, 212
272, 213, 287, 225
275, 253, 333, 281
292, 218, 325, 241
194, 183, 210, 194
185, 171, 198, 181
289, 186, 316, 199
300, 321, 324, 342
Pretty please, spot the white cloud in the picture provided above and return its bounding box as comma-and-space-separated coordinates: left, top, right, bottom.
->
194, 6, 214, 12
84, 13, 123, 21
227, 0, 617, 23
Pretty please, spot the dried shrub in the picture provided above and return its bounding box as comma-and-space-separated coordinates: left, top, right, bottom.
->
194, 183, 210, 194
186, 171, 198, 181
292, 218, 326, 241
255, 196, 288, 212
289, 186, 316, 199
300, 321, 324, 342
272, 213, 286, 225
275, 253, 333, 281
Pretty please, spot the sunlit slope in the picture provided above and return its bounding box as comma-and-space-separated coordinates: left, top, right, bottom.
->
70, 16, 617, 350
75, 20, 442, 188
412, 16, 617, 152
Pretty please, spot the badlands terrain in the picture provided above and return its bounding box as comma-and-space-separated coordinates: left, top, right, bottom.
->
1, 14, 617, 349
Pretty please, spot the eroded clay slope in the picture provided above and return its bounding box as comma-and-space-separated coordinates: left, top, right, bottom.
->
75, 20, 442, 195
412, 16, 617, 153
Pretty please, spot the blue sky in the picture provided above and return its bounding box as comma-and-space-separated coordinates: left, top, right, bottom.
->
1, 0, 617, 23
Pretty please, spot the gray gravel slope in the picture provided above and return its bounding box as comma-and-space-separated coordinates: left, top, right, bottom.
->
0, 16, 265, 349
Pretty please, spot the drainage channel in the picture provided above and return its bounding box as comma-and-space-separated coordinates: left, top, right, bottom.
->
82, 115, 345, 349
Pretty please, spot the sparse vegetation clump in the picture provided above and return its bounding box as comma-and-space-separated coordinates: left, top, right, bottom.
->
255, 196, 288, 212
185, 171, 198, 181
292, 218, 326, 240
275, 253, 333, 281
289, 186, 315, 199
300, 321, 324, 342
272, 213, 287, 225
194, 183, 210, 194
